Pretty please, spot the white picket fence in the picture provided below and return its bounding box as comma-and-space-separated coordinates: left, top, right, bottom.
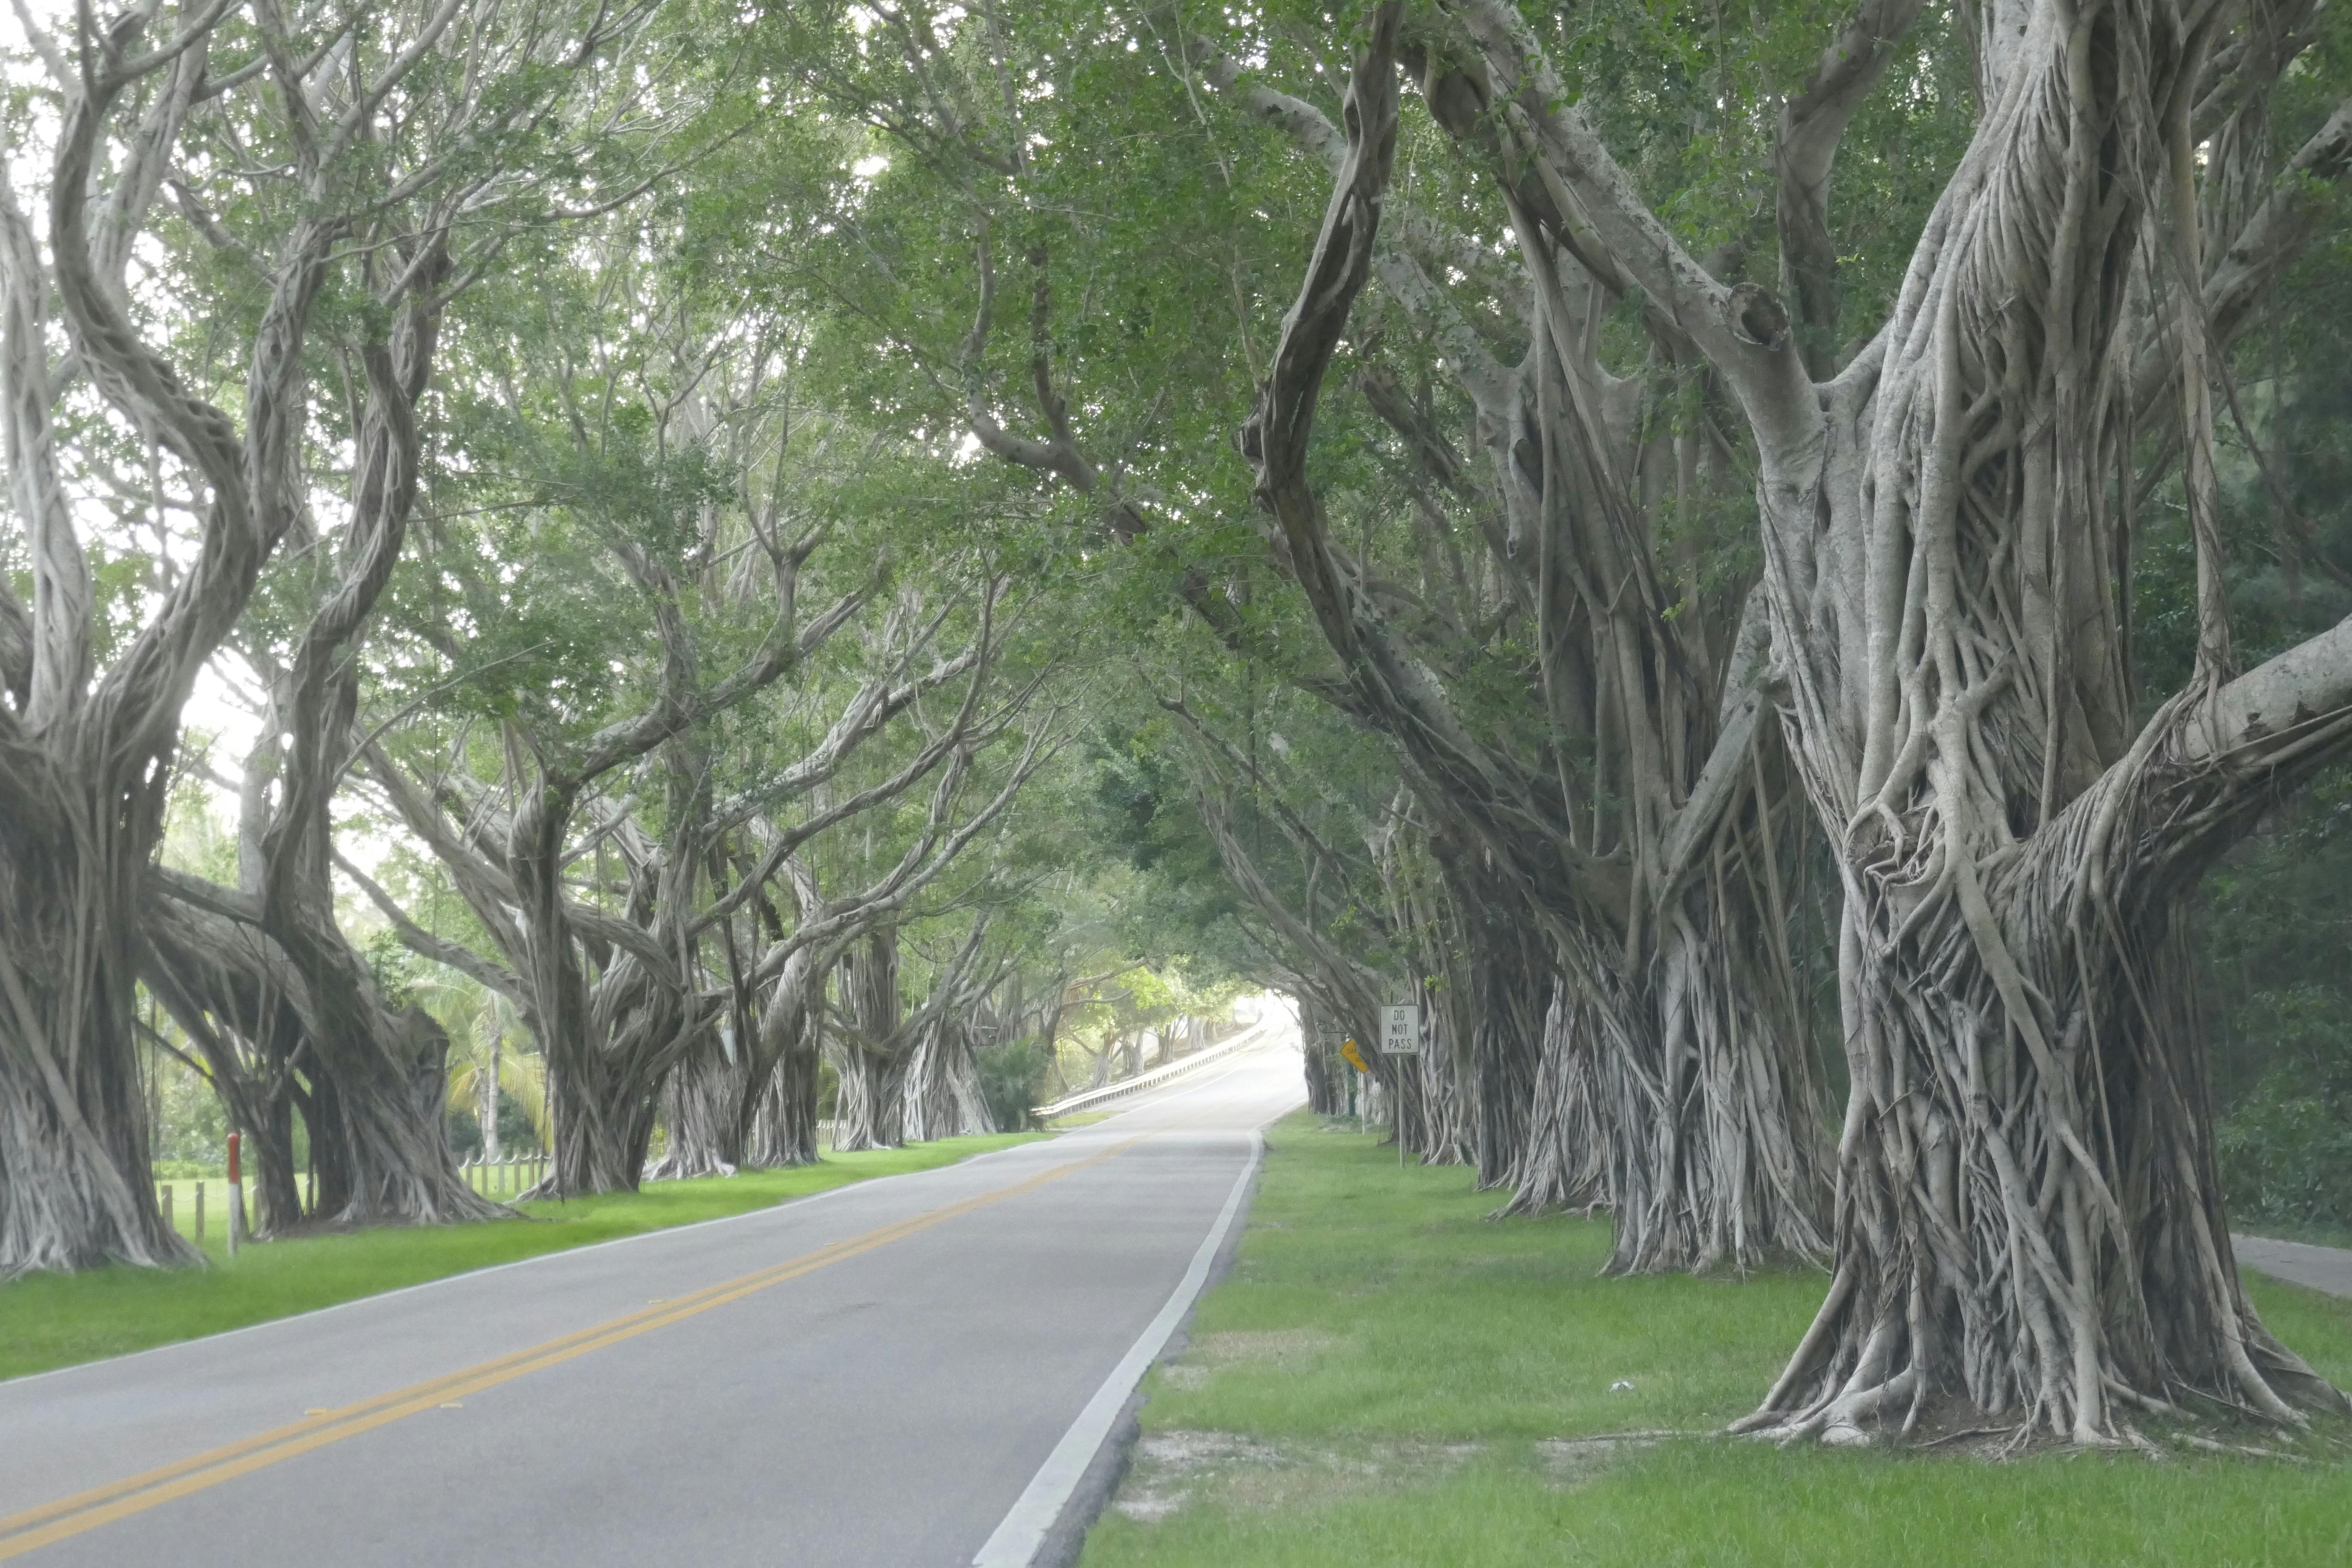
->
155, 1156, 544, 1243
1032, 1014, 1286, 1121
462, 1155, 546, 1197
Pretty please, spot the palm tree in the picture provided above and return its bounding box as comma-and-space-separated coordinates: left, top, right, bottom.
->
416, 977, 548, 1161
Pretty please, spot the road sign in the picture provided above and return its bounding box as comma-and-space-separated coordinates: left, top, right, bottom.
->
1380, 1002, 1424, 1055
1339, 1038, 1369, 1074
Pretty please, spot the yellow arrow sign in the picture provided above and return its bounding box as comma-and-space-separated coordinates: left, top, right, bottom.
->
1339, 1038, 1369, 1074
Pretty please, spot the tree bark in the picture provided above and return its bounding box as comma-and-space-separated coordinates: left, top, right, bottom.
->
900, 1014, 996, 1141
0, 824, 194, 1273
648, 1033, 745, 1180
830, 928, 907, 1152
1707, 0, 2352, 1436
1234, 16, 1830, 1266
1748, 735, 2352, 1439
0, 28, 285, 1274
742, 946, 826, 1167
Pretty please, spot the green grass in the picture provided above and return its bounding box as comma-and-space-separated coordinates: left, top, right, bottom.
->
0, 1131, 1041, 1383
1081, 1115, 2352, 1568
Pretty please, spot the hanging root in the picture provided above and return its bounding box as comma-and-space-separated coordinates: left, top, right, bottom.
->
1497, 981, 1607, 1216
1507, 906, 1828, 1275
1740, 762, 2352, 1447
1735, 0, 2352, 1446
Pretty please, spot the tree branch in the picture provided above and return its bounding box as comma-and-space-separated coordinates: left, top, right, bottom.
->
1776, 0, 1931, 376
332, 849, 527, 1004
1440, 0, 1818, 455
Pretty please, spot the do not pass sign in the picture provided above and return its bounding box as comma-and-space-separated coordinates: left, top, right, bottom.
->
1381, 1003, 1424, 1055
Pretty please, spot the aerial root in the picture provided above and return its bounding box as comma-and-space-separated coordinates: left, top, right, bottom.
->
2174, 1434, 2314, 1463
1732, 1369, 1924, 1448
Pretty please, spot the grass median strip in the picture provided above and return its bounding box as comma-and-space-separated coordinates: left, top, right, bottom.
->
1081, 1113, 2352, 1568
0, 1131, 1043, 1384
0, 1131, 1127, 1562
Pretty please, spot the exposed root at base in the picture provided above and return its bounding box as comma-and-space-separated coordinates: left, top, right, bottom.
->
1735, 1383, 2351, 1459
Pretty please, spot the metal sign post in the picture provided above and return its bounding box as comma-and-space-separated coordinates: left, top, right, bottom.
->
1335, 1037, 1368, 1121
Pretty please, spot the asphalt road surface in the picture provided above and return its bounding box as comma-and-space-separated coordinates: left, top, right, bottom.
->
0, 1035, 1307, 1568
2236, 1234, 2352, 1301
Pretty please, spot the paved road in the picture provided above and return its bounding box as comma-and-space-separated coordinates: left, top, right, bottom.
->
2237, 1234, 2352, 1300
0, 1038, 1306, 1567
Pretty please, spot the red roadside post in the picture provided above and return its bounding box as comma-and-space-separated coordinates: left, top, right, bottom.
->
226, 1130, 245, 1256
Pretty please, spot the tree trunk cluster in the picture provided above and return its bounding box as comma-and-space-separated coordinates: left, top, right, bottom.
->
1224, 0, 2352, 1440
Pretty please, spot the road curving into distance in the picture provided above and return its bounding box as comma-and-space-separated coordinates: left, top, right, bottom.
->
0, 1031, 1307, 1567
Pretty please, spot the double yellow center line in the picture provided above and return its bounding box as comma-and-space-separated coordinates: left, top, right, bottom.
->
0, 1136, 1140, 1561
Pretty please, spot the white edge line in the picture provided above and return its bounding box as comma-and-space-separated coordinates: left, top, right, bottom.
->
971, 1126, 1267, 1568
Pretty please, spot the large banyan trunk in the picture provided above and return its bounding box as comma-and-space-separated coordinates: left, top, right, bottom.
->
145, 786, 499, 1230
1537, 893, 1830, 1273
1742, 0, 2352, 1436
510, 783, 674, 1195
250, 1086, 303, 1237
1504, 977, 1606, 1216
528, 918, 665, 1196
647, 1032, 746, 1180
1434, 856, 1549, 1190
830, 1047, 905, 1152
0, 781, 196, 1273
1296, 995, 1348, 1115
652, 868, 770, 1181
263, 857, 502, 1225
746, 1061, 820, 1165
1433, 734, 1829, 1271
740, 944, 825, 1167
745, 1041, 821, 1167
0, 34, 303, 1274
900, 1014, 995, 1141
541, 934, 684, 1195
545, 1033, 661, 1193
244, 279, 500, 1230
1511, 713, 1828, 1268
1749, 752, 2351, 1440
828, 929, 905, 1152
1402, 1043, 1472, 1165
129, 245, 493, 1233
1234, 24, 1828, 1268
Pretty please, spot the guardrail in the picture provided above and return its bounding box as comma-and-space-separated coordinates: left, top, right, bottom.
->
1032, 1016, 1289, 1121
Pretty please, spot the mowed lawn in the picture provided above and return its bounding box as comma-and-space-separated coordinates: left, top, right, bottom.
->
1082, 1114, 2352, 1568
0, 1132, 1042, 1383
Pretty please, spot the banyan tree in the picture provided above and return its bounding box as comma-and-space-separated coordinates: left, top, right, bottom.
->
1259, 0, 2352, 1439
0, 0, 634, 1270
